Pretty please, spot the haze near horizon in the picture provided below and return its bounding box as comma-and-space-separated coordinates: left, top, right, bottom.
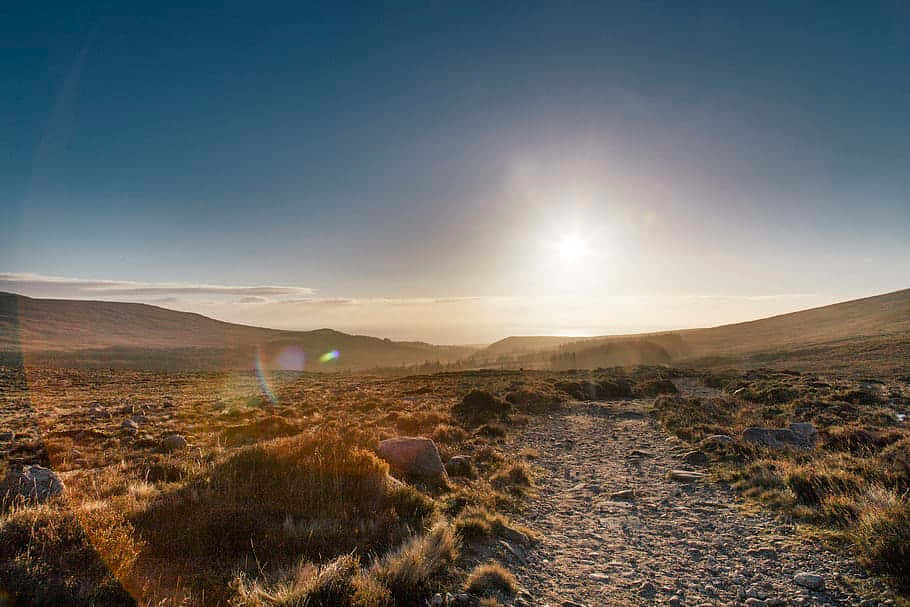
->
3, 3, 909, 343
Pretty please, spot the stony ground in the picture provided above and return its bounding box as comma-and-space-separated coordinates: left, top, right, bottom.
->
499, 390, 896, 606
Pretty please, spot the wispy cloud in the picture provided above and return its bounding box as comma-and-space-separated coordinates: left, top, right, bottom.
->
0, 272, 316, 302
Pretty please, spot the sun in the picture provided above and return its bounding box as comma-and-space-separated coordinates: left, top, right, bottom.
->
556, 234, 588, 262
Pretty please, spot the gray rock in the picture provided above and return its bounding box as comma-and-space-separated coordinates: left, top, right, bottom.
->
793, 572, 825, 591
1, 465, 64, 502
121, 418, 139, 431
0, 431, 13, 442
161, 434, 188, 451
789, 422, 818, 444
444, 455, 475, 478
742, 427, 812, 450
376, 436, 447, 481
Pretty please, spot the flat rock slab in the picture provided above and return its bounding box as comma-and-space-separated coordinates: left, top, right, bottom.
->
668, 469, 705, 482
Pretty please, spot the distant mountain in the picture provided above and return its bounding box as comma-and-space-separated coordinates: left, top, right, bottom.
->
0, 292, 476, 370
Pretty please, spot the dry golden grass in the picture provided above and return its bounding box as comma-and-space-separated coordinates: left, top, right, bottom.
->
0, 365, 566, 605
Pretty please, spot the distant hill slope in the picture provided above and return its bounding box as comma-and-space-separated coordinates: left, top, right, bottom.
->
0, 292, 476, 370
678, 288, 910, 356
472, 289, 910, 375
476, 336, 600, 359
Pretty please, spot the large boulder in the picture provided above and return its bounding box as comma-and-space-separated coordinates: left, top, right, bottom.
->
742, 423, 817, 450
377, 437, 447, 481
1, 465, 64, 502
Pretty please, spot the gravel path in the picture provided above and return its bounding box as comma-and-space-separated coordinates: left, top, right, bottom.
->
501, 397, 894, 607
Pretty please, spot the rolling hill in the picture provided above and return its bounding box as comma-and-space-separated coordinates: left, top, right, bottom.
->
0, 292, 476, 370
469, 289, 910, 375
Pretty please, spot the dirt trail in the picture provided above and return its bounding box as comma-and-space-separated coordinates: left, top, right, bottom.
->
501, 390, 893, 606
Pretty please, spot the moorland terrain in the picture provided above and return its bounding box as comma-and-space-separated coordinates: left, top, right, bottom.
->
0, 289, 908, 606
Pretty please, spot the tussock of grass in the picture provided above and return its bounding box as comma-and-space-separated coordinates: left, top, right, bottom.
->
464, 562, 518, 597
785, 464, 864, 506
370, 521, 460, 603
454, 506, 534, 544
852, 494, 910, 587
478, 423, 506, 438
233, 523, 458, 607
432, 423, 468, 444
490, 462, 533, 491
133, 431, 435, 603
880, 437, 910, 492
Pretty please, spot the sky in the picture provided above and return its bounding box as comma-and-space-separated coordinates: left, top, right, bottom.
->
2, 2, 908, 343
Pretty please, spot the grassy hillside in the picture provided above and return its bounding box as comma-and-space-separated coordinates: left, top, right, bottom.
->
469, 289, 910, 375
0, 292, 476, 370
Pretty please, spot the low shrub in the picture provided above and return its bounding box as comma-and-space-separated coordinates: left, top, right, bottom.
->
453, 391, 512, 426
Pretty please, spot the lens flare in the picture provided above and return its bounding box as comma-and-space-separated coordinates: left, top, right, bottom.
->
319, 349, 339, 363
254, 345, 278, 404
274, 345, 306, 371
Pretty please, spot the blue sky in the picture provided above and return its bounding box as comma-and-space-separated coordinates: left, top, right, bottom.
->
2, 2, 908, 342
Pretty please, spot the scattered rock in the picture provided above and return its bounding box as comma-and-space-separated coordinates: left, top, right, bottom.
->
444, 455, 475, 478
742, 426, 815, 450
668, 469, 705, 482
161, 434, 187, 451
682, 450, 709, 466
1, 465, 64, 502
793, 572, 825, 591
376, 437, 447, 481
0, 431, 13, 441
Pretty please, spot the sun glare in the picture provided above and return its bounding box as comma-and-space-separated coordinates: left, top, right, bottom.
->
556, 234, 588, 262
